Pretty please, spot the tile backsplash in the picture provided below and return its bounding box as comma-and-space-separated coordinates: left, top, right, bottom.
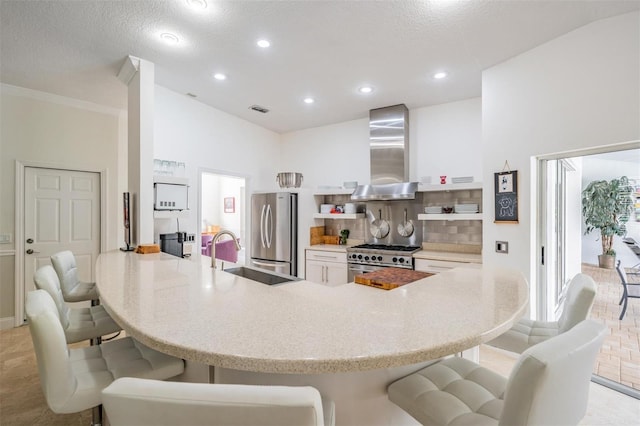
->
423, 220, 482, 245
422, 188, 482, 246
320, 189, 483, 246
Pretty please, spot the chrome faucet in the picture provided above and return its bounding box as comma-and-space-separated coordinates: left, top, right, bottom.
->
210, 229, 241, 269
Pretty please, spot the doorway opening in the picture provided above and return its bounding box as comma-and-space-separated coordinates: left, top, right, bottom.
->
199, 171, 247, 265
537, 143, 640, 397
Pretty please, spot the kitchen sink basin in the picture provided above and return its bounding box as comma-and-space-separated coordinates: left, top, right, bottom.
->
223, 266, 298, 286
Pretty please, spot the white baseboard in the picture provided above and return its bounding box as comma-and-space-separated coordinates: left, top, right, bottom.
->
0, 317, 16, 330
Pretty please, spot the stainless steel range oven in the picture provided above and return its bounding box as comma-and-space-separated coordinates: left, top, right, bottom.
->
346, 244, 421, 282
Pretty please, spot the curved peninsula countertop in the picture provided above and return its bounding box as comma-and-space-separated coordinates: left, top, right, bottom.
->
96, 251, 528, 375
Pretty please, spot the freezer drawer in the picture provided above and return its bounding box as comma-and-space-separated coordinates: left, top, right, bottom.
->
250, 259, 292, 276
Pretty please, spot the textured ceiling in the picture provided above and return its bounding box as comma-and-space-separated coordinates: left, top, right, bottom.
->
1, 0, 639, 133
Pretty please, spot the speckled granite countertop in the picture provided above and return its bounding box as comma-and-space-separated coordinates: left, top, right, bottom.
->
96, 250, 527, 374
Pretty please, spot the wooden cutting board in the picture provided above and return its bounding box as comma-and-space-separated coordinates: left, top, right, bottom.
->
354, 268, 433, 290
135, 244, 160, 254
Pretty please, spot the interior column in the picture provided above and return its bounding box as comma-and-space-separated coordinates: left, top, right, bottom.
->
118, 55, 155, 246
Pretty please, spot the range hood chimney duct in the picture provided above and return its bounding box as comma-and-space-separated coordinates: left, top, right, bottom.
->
351, 104, 417, 201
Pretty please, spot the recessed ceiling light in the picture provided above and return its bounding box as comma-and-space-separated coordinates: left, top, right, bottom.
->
213, 73, 227, 81
433, 72, 448, 79
186, 0, 207, 10
358, 86, 374, 94
257, 39, 271, 48
303, 97, 315, 104
160, 32, 180, 46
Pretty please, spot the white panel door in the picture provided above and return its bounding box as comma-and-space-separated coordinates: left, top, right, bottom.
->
23, 167, 100, 302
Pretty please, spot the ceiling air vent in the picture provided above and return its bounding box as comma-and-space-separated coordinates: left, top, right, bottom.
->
249, 104, 269, 114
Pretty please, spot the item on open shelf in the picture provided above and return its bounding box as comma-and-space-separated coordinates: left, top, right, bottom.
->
443, 206, 454, 214
320, 204, 336, 214
424, 206, 443, 214
454, 204, 479, 213
451, 176, 474, 184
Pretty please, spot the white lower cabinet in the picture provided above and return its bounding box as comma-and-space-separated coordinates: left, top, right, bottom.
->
305, 249, 347, 286
414, 258, 471, 274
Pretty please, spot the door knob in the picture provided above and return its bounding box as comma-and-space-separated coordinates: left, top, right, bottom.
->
26, 249, 40, 255
26, 238, 34, 244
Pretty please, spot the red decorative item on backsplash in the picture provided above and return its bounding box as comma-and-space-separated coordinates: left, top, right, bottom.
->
440, 175, 447, 184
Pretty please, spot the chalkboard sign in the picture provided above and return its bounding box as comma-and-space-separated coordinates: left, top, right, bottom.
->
494, 171, 518, 223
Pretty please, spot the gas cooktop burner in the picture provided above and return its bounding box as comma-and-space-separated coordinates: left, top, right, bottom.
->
350, 244, 421, 252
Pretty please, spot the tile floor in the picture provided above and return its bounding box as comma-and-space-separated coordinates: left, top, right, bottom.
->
1, 266, 638, 425
582, 264, 640, 390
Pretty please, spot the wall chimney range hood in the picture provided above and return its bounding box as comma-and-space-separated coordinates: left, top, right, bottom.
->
351, 104, 418, 201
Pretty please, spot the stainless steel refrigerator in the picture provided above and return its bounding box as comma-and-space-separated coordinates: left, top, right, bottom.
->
250, 192, 297, 276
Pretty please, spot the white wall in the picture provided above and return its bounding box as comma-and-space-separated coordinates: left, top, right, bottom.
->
0, 84, 126, 319
482, 11, 640, 316
280, 98, 482, 189
280, 98, 482, 277
201, 173, 245, 238
412, 98, 483, 184
152, 86, 282, 260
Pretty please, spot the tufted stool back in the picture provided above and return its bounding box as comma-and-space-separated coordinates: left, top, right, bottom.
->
33, 265, 71, 329
26, 289, 79, 412
103, 377, 335, 426
557, 273, 597, 333
51, 250, 98, 303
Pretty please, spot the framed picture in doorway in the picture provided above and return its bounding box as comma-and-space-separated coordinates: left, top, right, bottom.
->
494, 171, 518, 223
224, 197, 235, 213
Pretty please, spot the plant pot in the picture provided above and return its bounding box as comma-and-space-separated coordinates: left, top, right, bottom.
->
598, 254, 616, 269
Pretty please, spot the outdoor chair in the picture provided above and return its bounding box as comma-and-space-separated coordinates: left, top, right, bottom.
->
616, 260, 640, 320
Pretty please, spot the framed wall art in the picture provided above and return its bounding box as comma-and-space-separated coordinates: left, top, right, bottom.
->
224, 197, 235, 213
494, 170, 518, 223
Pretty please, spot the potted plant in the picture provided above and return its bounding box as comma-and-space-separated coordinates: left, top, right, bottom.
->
582, 176, 634, 269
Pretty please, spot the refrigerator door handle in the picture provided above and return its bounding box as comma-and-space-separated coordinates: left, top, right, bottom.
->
260, 204, 267, 248
265, 204, 273, 248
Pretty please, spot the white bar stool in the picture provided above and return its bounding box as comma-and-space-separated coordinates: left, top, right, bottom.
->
26, 289, 185, 426
486, 273, 597, 354
51, 250, 100, 304
388, 320, 606, 425
33, 265, 121, 344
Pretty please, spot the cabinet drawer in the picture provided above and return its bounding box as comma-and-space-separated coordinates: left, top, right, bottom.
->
414, 258, 469, 274
306, 250, 347, 263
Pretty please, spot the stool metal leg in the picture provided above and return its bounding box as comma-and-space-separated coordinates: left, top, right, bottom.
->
92, 404, 102, 426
